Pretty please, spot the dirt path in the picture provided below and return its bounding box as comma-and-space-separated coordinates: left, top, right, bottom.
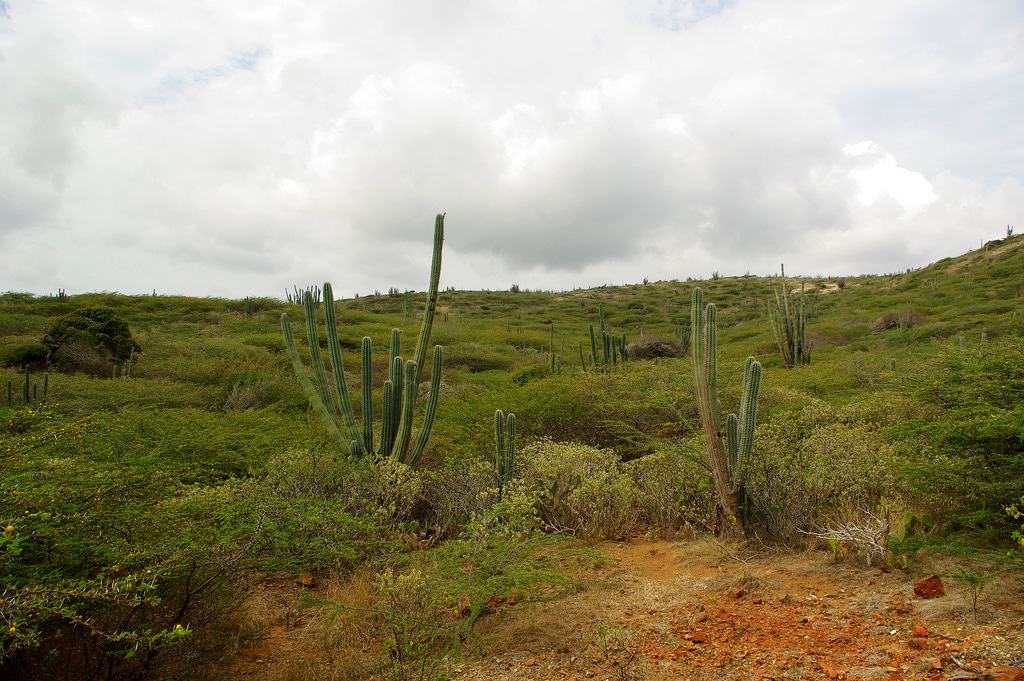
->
455, 539, 1024, 681
226, 539, 1023, 680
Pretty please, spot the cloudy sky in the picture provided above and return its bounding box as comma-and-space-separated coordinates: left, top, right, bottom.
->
1, 1, 1021, 298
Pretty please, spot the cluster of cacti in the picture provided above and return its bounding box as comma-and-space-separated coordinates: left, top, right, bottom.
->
547, 325, 565, 374
673, 318, 691, 349
281, 214, 445, 466
402, 296, 416, 319
7, 367, 48, 406
494, 409, 516, 498
768, 264, 811, 368
56, 288, 67, 302
243, 296, 255, 317
583, 307, 627, 370
286, 285, 321, 305
692, 287, 762, 536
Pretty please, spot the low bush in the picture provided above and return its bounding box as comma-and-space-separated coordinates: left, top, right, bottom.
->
43, 308, 139, 376
626, 339, 683, 360
626, 446, 713, 536
520, 439, 640, 540
744, 402, 899, 540
872, 309, 926, 331
1, 343, 49, 370
892, 339, 1024, 532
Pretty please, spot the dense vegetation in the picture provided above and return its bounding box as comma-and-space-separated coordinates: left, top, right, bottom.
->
1, 233, 1022, 679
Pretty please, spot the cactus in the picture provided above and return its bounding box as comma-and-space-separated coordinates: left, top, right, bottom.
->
587, 322, 628, 371
244, 296, 254, 318
23, 366, 29, 404
286, 285, 322, 305
7, 380, 12, 407
768, 264, 810, 368
692, 287, 762, 536
280, 214, 445, 466
494, 409, 516, 499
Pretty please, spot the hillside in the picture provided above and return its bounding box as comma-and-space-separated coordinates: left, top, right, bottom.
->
1, 235, 1023, 680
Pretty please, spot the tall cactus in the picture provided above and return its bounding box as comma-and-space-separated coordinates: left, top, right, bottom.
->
494, 409, 516, 499
692, 287, 762, 536
768, 264, 810, 368
588, 324, 628, 370
280, 214, 446, 466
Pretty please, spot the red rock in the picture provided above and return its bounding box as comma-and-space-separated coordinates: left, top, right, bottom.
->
982, 667, 1024, 681
913, 625, 931, 637
913, 575, 945, 598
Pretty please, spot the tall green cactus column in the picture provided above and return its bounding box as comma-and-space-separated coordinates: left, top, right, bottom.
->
280, 214, 446, 465
494, 409, 516, 499
691, 287, 762, 536
769, 264, 810, 367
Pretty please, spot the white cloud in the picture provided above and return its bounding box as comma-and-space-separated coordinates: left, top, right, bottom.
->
0, 0, 1020, 296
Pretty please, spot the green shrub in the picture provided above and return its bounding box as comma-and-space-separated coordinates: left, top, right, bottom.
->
626, 339, 683, 359
42, 308, 139, 376
626, 446, 712, 536
520, 439, 640, 540
1, 343, 49, 370
745, 403, 898, 539
892, 339, 1024, 531
512, 363, 551, 386
424, 457, 497, 535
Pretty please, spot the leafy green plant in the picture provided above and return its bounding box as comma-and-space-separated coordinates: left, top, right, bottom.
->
947, 567, 998, 620
520, 439, 640, 540
1008, 497, 1024, 549
1, 343, 48, 370
43, 307, 139, 367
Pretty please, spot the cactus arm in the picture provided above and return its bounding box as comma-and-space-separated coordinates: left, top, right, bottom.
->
301, 290, 336, 415
407, 346, 443, 466
388, 328, 401, 367
726, 413, 739, 476
361, 337, 374, 453
589, 324, 599, 366
388, 355, 404, 447
495, 409, 506, 483
323, 283, 363, 454
281, 312, 347, 450
505, 412, 516, 479
379, 380, 394, 456
411, 214, 444, 389
391, 360, 418, 460
704, 304, 722, 428
737, 357, 762, 475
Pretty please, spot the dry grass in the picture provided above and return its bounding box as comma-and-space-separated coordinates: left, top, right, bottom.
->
225, 571, 380, 681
